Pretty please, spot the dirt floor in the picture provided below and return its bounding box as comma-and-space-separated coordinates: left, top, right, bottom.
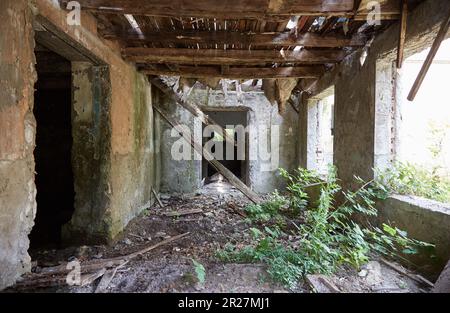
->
8, 181, 432, 293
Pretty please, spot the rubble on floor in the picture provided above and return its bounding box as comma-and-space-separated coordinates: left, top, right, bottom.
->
6, 182, 433, 293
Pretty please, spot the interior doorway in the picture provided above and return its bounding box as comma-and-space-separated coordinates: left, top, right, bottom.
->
202, 109, 249, 184
30, 47, 75, 249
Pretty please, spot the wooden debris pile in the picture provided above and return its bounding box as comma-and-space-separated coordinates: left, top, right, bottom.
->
12, 233, 190, 292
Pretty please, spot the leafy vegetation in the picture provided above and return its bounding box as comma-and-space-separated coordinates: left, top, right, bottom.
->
217, 166, 432, 289
191, 259, 206, 284
376, 162, 450, 204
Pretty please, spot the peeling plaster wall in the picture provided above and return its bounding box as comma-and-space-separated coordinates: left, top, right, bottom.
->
62, 63, 113, 244
158, 87, 299, 194
0, 0, 158, 289
109, 72, 156, 238
0, 0, 37, 290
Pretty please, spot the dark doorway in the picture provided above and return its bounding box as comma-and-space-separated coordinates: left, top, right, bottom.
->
30, 47, 75, 249
202, 110, 248, 184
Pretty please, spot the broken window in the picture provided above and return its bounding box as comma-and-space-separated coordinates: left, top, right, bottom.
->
396, 39, 450, 178
307, 87, 335, 177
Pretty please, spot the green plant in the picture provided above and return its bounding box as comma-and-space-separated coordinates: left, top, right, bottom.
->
191, 259, 206, 284
376, 161, 450, 203
244, 191, 286, 223
279, 167, 324, 211
217, 166, 433, 290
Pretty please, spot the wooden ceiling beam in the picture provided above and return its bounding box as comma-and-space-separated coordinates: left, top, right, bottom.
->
140, 65, 325, 79
123, 48, 347, 65
59, 0, 377, 20
105, 30, 366, 48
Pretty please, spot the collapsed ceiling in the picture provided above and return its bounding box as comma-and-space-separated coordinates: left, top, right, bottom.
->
59, 0, 421, 112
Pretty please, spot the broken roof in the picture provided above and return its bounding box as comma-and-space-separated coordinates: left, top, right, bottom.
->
58, 0, 423, 108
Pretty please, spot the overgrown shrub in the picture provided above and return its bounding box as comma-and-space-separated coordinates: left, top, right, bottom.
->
217, 166, 432, 289
376, 161, 450, 204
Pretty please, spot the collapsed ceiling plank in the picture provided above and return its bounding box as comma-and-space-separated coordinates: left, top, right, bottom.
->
140, 65, 324, 79
105, 30, 366, 48
353, 0, 363, 15
59, 0, 357, 20
123, 48, 347, 65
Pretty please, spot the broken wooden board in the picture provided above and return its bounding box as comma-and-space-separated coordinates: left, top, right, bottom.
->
80, 268, 106, 287
152, 188, 164, 207
18, 232, 190, 287
95, 261, 128, 293
408, 7, 450, 101
164, 209, 204, 217
306, 274, 340, 293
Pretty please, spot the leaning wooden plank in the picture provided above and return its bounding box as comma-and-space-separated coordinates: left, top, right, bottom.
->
152, 187, 164, 207
407, 8, 450, 101
396, 0, 408, 69
124, 48, 346, 65
150, 77, 235, 147
154, 105, 261, 204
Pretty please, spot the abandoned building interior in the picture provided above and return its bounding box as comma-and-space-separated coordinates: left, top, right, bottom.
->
1, 0, 450, 293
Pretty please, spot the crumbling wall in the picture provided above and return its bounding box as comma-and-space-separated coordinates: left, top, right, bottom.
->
0, 0, 37, 290
109, 72, 156, 237
62, 63, 113, 244
0, 0, 158, 289
159, 86, 299, 194
158, 89, 203, 193
32, 0, 158, 242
